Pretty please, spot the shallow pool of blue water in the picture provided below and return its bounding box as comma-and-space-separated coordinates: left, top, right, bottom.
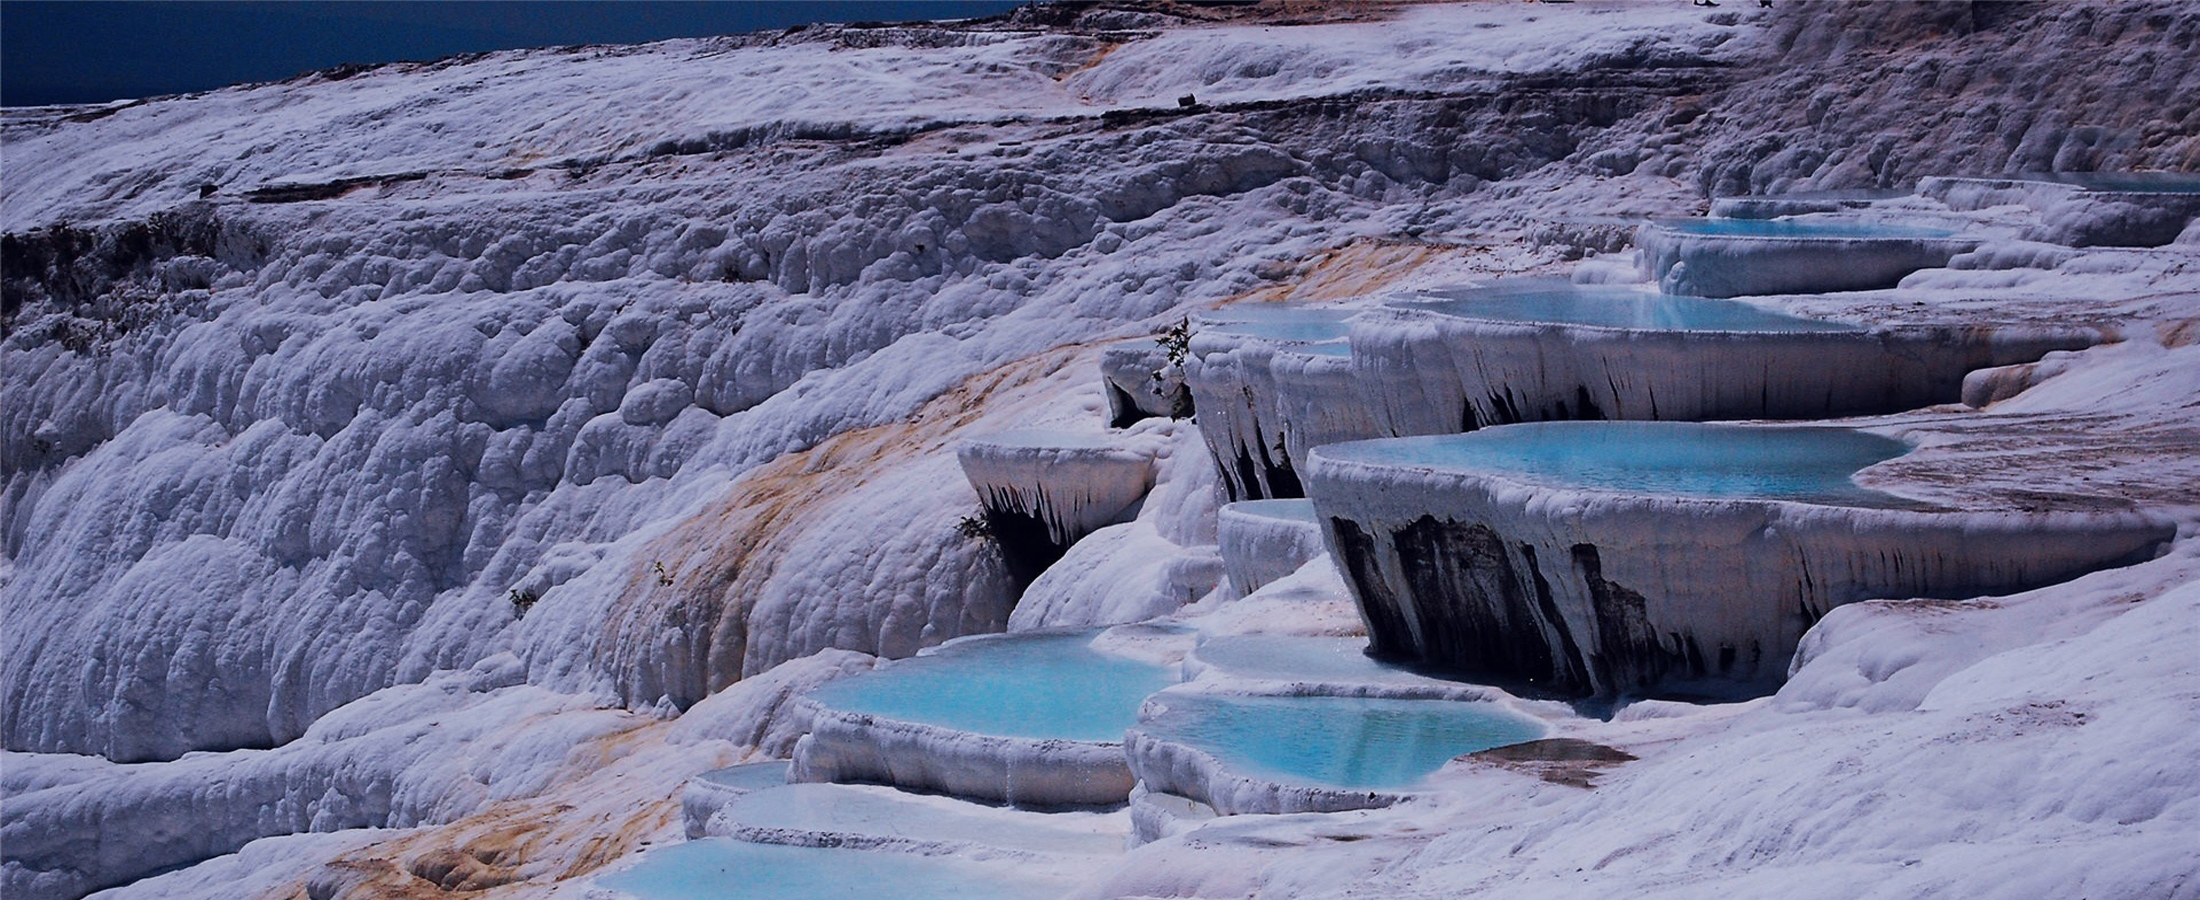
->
694, 761, 791, 791
1198, 306, 1355, 343
596, 838, 1076, 900
1141, 693, 1542, 790
2039, 172, 2200, 194
1401, 284, 1857, 332
1223, 499, 1317, 523
1320, 422, 1919, 508
805, 631, 1178, 742
722, 783, 1125, 856
1653, 217, 1962, 239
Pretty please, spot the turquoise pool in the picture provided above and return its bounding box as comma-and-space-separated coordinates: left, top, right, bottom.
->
596, 839, 1076, 900
1317, 422, 1920, 508
1400, 284, 1857, 332
804, 632, 1177, 742
1222, 499, 1317, 523
1653, 217, 1962, 239
1198, 306, 1355, 343
694, 761, 791, 791
1140, 693, 1542, 790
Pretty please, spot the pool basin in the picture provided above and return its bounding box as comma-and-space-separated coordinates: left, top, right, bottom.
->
1304, 422, 2173, 697
594, 838, 1078, 900
1350, 281, 2098, 439
1126, 691, 1543, 815
1185, 310, 1368, 501
1635, 216, 1979, 297
791, 631, 1179, 806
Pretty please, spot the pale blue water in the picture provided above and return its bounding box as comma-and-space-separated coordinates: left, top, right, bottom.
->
2036, 172, 2200, 194
722, 783, 1124, 856
694, 762, 791, 791
1198, 306, 1355, 343
969, 429, 1120, 450
1319, 422, 1919, 508
1192, 636, 1427, 685
1654, 218, 1961, 239
1401, 284, 1857, 332
596, 839, 1075, 900
1719, 188, 1909, 201
805, 632, 1177, 742
1223, 499, 1317, 523
1141, 694, 1542, 790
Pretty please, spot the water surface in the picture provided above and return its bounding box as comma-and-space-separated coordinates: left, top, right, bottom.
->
1142, 693, 1542, 790
806, 632, 1177, 742
1319, 422, 1919, 508
596, 838, 1076, 900
723, 783, 1123, 856
1400, 284, 1856, 332
1197, 305, 1356, 343
1222, 499, 1317, 523
694, 761, 791, 791
1653, 218, 1961, 239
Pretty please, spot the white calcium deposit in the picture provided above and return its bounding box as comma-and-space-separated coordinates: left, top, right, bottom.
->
4, 2, 2197, 898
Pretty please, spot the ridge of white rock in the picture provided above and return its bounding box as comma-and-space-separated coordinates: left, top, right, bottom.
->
3, 0, 2198, 897
1638, 218, 1982, 297
1350, 299, 2108, 439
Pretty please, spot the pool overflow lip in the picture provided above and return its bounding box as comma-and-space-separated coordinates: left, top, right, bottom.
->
662, 182, 2178, 878
1353, 280, 2105, 440
1216, 500, 1325, 598
1125, 689, 1547, 817
789, 630, 1179, 808
1183, 304, 1364, 502
1635, 215, 1983, 298
1303, 422, 2177, 700
957, 430, 1157, 592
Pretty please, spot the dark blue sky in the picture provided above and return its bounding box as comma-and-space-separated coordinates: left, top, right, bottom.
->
1, 1, 1028, 107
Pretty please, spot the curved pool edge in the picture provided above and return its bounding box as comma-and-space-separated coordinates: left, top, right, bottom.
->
1346, 305, 2107, 438
1301, 440, 2178, 698
1122, 688, 1549, 818
1634, 219, 1982, 298
788, 697, 1138, 808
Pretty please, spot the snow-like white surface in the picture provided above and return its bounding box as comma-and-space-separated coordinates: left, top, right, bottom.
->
4, 0, 2198, 897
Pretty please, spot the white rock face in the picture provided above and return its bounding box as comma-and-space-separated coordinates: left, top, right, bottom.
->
1919, 175, 2200, 247
1011, 420, 1224, 631
1099, 340, 1191, 426
958, 430, 1159, 551
1638, 221, 1982, 297
1183, 330, 1369, 502
1215, 501, 1326, 599
791, 705, 1136, 808
1303, 429, 2175, 698
1350, 304, 2106, 439
4, 0, 2199, 896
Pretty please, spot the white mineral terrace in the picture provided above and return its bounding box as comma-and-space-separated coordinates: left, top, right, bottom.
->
5, 1, 2198, 897
1098, 340, 1190, 427
1351, 281, 2107, 438
1918, 173, 2200, 247
1215, 500, 1326, 598
957, 429, 1158, 548
1637, 216, 1983, 297
1303, 422, 2177, 699
789, 631, 1177, 807
1182, 305, 1360, 501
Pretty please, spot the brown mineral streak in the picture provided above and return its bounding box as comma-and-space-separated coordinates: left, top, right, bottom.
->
599, 339, 1108, 695
281, 238, 1460, 897
263, 716, 699, 898
1229, 237, 1462, 307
